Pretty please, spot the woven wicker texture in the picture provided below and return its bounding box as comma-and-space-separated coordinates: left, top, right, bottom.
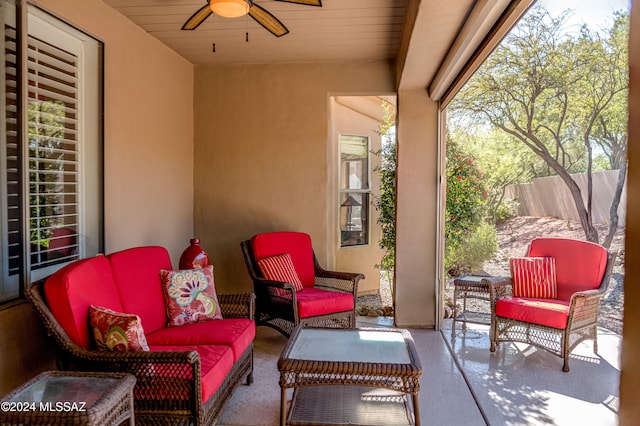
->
25, 280, 255, 425
489, 249, 617, 372
241, 239, 363, 337
0, 371, 135, 426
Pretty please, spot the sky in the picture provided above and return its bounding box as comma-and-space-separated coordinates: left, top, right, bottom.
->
537, 0, 631, 31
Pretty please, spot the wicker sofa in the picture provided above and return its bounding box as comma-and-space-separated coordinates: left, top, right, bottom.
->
26, 246, 255, 425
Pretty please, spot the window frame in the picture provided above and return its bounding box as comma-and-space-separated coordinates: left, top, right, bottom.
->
0, 1, 104, 304
338, 133, 371, 248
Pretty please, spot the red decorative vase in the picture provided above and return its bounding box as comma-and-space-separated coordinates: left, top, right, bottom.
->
179, 238, 211, 269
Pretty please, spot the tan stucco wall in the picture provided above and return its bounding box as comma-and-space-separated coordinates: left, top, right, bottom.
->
620, 0, 640, 423
330, 97, 386, 294
192, 62, 394, 294
0, 0, 194, 394
394, 89, 440, 328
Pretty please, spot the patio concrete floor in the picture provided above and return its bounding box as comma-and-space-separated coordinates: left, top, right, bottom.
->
217, 316, 621, 425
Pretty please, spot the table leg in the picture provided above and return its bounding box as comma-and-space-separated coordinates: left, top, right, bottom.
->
413, 393, 421, 426
280, 387, 287, 426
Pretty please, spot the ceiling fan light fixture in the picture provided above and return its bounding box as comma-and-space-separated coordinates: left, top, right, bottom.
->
210, 0, 251, 18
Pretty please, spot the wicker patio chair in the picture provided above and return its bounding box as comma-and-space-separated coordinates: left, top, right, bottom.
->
241, 231, 363, 337
25, 279, 255, 425
489, 238, 616, 372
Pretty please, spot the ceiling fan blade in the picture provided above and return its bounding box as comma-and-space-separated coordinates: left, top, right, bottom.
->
275, 0, 322, 6
249, 4, 289, 37
182, 4, 213, 30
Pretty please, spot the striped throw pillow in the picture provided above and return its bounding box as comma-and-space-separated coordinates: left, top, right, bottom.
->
257, 253, 304, 298
509, 256, 557, 299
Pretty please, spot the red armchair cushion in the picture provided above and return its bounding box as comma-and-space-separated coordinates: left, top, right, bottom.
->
257, 253, 304, 298
296, 287, 354, 319
495, 297, 570, 329
44, 255, 123, 349
251, 232, 316, 287
146, 344, 234, 403
510, 257, 557, 299
528, 238, 608, 301
159, 265, 223, 327
108, 246, 172, 334
146, 318, 255, 361
89, 305, 150, 351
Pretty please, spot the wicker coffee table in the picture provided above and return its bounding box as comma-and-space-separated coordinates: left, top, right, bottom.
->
278, 327, 422, 426
0, 371, 136, 425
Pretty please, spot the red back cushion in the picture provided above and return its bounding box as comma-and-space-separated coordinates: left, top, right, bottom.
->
527, 238, 608, 301
44, 255, 122, 349
108, 246, 172, 334
509, 257, 557, 299
250, 232, 316, 287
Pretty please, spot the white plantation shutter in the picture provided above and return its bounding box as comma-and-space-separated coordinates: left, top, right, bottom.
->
1, 4, 102, 301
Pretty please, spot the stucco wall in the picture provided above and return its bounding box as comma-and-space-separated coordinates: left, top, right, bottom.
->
0, 0, 194, 394
394, 89, 440, 328
192, 62, 394, 294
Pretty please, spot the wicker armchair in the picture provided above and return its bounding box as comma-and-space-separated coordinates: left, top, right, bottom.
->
241, 231, 363, 337
25, 279, 255, 426
489, 238, 616, 372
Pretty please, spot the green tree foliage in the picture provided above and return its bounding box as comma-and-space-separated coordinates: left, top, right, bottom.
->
445, 137, 497, 275
372, 100, 396, 277
450, 6, 629, 247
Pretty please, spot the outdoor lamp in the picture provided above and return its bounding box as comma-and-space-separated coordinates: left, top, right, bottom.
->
341, 195, 361, 230
210, 0, 251, 18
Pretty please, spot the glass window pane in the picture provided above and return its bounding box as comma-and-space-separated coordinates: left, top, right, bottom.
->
340, 135, 369, 190
340, 192, 369, 247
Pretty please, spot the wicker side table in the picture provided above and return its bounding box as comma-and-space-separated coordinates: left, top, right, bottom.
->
0, 371, 136, 426
452, 274, 511, 330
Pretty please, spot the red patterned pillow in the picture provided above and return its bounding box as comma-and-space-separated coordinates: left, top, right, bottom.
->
510, 256, 557, 299
257, 253, 304, 298
159, 265, 223, 327
89, 305, 149, 351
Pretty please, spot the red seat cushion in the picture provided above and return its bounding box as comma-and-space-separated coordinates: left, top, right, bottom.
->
108, 246, 172, 334
146, 318, 255, 361
251, 232, 316, 287
44, 255, 123, 349
146, 344, 234, 403
510, 257, 557, 299
528, 238, 607, 301
296, 287, 354, 319
495, 297, 570, 329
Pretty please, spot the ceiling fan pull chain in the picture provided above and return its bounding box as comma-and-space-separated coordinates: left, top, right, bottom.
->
212, 43, 216, 53
246, 32, 249, 42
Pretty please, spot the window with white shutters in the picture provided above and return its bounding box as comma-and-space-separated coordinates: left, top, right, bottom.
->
1, 3, 103, 302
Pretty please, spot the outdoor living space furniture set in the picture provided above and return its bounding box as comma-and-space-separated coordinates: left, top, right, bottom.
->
26, 245, 256, 425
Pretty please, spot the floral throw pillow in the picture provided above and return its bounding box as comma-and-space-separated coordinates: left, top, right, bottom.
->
159, 265, 223, 327
89, 305, 150, 352
257, 253, 304, 298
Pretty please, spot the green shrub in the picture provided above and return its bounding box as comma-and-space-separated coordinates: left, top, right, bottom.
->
445, 222, 498, 276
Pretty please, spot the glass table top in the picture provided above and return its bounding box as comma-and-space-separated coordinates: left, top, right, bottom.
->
7, 375, 119, 407
287, 328, 412, 364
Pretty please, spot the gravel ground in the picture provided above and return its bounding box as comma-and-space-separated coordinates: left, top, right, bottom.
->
357, 216, 625, 335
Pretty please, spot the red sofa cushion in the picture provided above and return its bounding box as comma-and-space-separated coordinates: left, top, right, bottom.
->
44, 255, 123, 349
146, 318, 255, 361
495, 297, 570, 329
296, 287, 354, 319
528, 238, 607, 301
146, 344, 234, 403
251, 232, 316, 287
510, 256, 557, 299
108, 246, 172, 334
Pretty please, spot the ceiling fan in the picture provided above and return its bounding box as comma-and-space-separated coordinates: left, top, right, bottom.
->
182, 0, 322, 37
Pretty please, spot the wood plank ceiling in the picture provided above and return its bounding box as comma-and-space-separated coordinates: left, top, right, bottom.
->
102, 0, 409, 65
